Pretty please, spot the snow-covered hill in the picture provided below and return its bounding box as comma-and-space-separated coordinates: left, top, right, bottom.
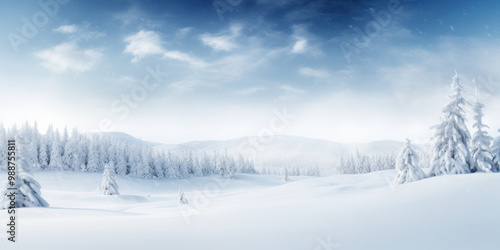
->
87, 131, 160, 146
154, 135, 430, 171
155, 135, 405, 156
1, 171, 498, 249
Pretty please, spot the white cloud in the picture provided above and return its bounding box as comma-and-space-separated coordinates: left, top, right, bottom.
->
199, 24, 241, 52
298, 67, 330, 78
291, 38, 308, 54
54, 24, 77, 34
35, 42, 103, 74
124, 30, 164, 62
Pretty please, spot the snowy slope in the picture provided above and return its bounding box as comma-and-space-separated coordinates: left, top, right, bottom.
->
0, 171, 498, 249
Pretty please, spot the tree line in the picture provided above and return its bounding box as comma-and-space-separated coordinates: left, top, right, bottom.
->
0, 123, 257, 179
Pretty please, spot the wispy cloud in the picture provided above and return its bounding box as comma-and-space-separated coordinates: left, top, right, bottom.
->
53, 23, 105, 40
54, 24, 77, 34
199, 24, 241, 52
298, 67, 330, 78
176, 27, 193, 40
124, 30, 206, 67
289, 25, 323, 56
35, 42, 103, 74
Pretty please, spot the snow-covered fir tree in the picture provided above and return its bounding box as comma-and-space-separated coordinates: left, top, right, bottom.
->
60, 127, 69, 156
86, 137, 100, 172
393, 139, 426, 185
100, 161, 120, 195
429, 72, 472, 176
0, 134, 49, 209
178, 187, 188, 205
282, 167, 290, 181
49, 136, 62, 170
0, 122, 258, 180
470, 88, 494, 173
334, 152, 395, 175
62, 128, 80, 171
38, 137, 49, 170
115, 143, 128, 176
491, 134, 500, 172
137, 147, 153, 178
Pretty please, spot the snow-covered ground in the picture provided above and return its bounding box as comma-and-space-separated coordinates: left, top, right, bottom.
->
0, 170, 499, 250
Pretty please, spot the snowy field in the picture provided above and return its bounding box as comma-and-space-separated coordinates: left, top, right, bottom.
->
0, 170, 499, 250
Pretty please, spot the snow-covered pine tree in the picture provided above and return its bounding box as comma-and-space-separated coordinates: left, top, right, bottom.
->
31, 121, 42, 170
225, 154, 236, 179
177, 153, 189, 178
19, 124, 41, 171
137, 147, 153, 178
60, 127, 69, 156
87, 136, 101, 172
393, 139, 426, 185
185, 151, 195, 176
115, 143, 128, 176
62, 128, 80, 171
429, 72, 472, 176
0, 133, 49, 208
38, 137, 49, 170
77, 135, 89, 171
49, 134, 63, 170
128, 145, 142, 177
178, 187, 188, 205
470, 86, 494, 173
98, 137, 109, 172
153, 152, 165, 178
491, 134, 500, 172
282, 167, 289, 181
193, 154, 204, 177
99, 161, 120, 195
200, 153, 212, 176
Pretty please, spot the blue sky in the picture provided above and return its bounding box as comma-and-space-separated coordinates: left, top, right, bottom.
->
1, 0, 500, 144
